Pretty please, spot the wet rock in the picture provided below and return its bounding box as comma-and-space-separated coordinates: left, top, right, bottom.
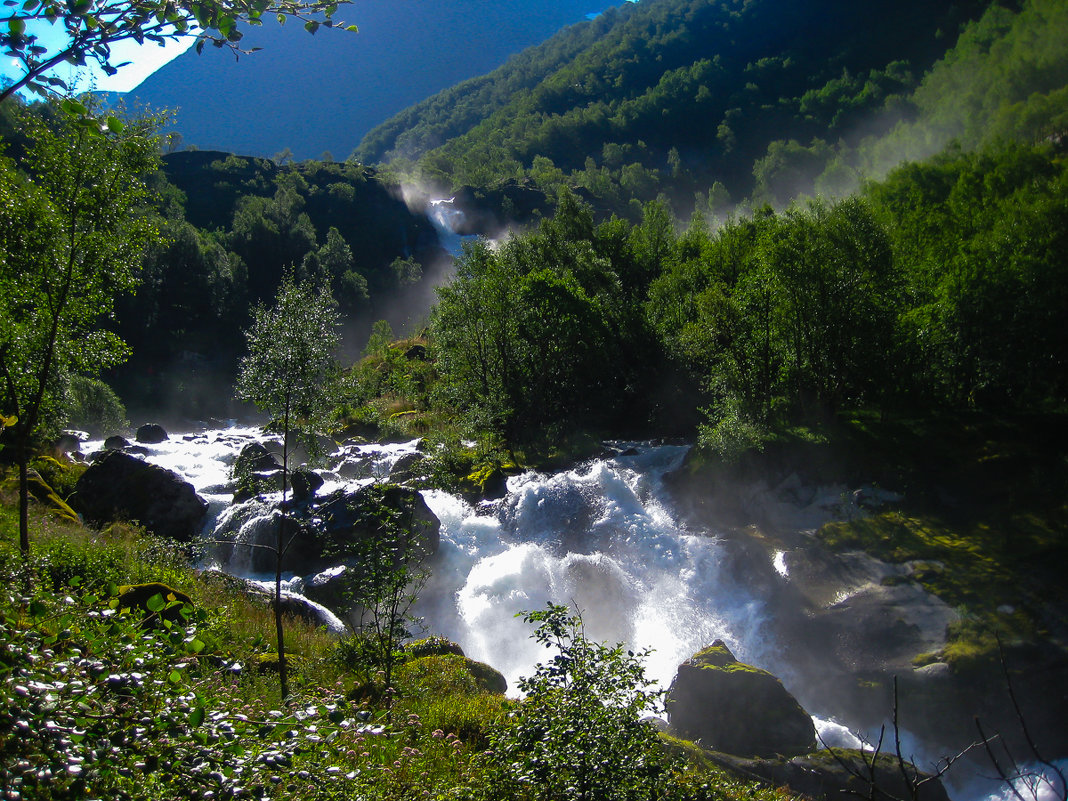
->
51, 430, 86, 456
72, 451, 207, 541
104, 435, 131, 450
666, 640, 816, 757
388, 452, 424, 484
136, 423, 169, 444
215, 483, 440, 577
710, 749, 950, 801
291, 466, 324, 502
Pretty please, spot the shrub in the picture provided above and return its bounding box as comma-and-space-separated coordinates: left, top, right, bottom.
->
490, 604, 671, 801
64, 375, 129, 436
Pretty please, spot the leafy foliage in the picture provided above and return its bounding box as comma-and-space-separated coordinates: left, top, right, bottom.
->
490, 604, 669, 801
0, 99, 160, 559
0, 0, 356, 103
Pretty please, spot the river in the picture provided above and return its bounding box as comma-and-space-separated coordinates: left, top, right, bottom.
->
84, 424, 1065, 801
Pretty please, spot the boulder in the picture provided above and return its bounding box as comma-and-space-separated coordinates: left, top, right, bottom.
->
232, 442, 283, 501
710, 749, 950, 801
666, 641, 816, 758
309, 483, 440, 568
235, 442, 282, 473
388, 452, 424, 485
51, 430, 86, 456
104, 435, 131, 451
400, 653, 507, 695
291, 466, 324, 502
136, 423, 169, 444
405, 636, 466, 658
215, 482, 440, 578
72, 451, 207, 541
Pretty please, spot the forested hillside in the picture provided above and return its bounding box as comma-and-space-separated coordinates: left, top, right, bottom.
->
357, 0, 1068, 222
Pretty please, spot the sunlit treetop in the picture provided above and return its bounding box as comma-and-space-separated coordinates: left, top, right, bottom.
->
0, 0, 356, 103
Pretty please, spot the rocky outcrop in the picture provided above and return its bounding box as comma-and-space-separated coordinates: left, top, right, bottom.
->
72, 451, 207, 541
708, 748, 950, 801
212, 482, 440, 578
136, 423, 169, 444
666, 641, 816, 758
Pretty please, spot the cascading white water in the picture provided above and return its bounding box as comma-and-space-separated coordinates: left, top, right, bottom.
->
85, 428, 777, 692
414, 444, 775, 693
81, 425, 1051, 800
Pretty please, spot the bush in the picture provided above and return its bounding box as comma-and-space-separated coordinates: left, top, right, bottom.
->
490, 604, 671, 801
65, 375, 129, 436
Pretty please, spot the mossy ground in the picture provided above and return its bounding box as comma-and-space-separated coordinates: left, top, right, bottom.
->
806, 411, 1068, 672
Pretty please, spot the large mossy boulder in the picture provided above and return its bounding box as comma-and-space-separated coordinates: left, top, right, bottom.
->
72, 451, 207, 541
666, 640, 816, 758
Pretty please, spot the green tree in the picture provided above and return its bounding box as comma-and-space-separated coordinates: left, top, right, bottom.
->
0, 0, 355, 103
235, 275, 340, 700
0, 101, 159, 565
492, 604, 668, 801
338, 484, 431, 703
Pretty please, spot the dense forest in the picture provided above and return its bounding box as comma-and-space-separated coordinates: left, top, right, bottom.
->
359, 0, 1067, 224
0, 98, 446, 420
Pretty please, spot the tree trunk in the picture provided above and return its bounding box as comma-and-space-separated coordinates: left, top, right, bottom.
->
17, 432, 31, 585
276, 401, 291, 703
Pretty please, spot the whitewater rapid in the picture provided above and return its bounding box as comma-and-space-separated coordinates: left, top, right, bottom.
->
80, 425, 1063, 801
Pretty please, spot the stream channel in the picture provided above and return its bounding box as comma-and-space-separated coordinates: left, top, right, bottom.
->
85, 424, 1062, 801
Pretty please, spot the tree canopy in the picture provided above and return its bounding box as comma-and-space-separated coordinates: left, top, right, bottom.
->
0, 99, 160, 560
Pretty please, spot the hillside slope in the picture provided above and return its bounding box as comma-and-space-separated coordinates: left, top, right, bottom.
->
357, 0, 993, 216
123, 0, 602, 159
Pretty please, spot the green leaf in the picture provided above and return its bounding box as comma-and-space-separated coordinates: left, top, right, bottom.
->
60, 98, 87, 116
8, 17, 25, 35
188, 638, 206, 654
145, 593, 166, 613
168, 670, 182, 684
304, 19, 319, 34
189, 706, 205, 727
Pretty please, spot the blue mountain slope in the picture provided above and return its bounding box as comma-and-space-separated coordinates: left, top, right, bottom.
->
124, 0, 600, 159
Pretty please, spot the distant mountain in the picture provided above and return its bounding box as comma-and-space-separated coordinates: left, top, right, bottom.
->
123, 0, 604, 159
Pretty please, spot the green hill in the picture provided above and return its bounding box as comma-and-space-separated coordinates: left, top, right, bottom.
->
355, 0, 995, 219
